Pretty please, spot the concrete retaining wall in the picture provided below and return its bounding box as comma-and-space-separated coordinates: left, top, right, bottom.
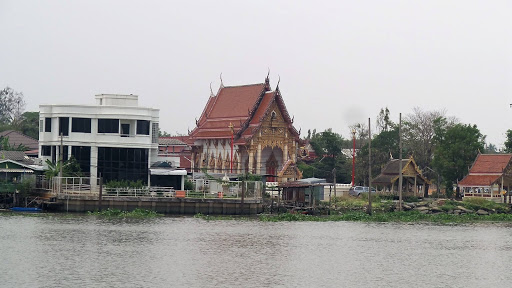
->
53, 195, 263, 215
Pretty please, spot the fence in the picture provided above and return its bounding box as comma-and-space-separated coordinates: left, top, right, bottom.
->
50, 177, 263, 200
51, 177, 96, 195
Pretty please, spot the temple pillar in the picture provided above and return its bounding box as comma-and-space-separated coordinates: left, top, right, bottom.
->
248, 150, 254, 174
292, 141, 296, 162
256, 144, 262, 175
191, 152, 195, 172
284, 144, 288, 162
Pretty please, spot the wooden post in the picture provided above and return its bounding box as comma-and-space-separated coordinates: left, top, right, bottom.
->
277, 187, 281, 214
98, 176, 103, 211
270, 186, 274, 214
309, 186, 312, 207
333, 168, 337, 199
414, 175, 417, 196
241, 178, 245, 214
368, 118, 372, 215
398, 113, 403, 211
328, 185, 332, 215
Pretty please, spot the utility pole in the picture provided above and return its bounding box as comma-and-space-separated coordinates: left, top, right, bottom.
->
352, 129, 356, 186
59, 133, 63, 177
59, 133, 63, 194
333, 168, 336, 199
328, 185, 332, 215
229, 122, 234, 173
241, 176, 245, 214
98, 175, 103, 211
398, 113, 403, 211
368, 118, 372, 215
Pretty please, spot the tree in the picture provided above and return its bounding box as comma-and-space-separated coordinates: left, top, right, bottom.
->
45, 157, 83, 179
356, 127, 402, 186
0, 136, 27, 151
0, 87, 26, 125
484, 143, 499, 154
402, 108, 454, 172
18, 111, 39, 139
432, 121, 485, 196
348, 122, 369, 148
310, 129, 344, 159
504, 129, 512, 153
299, 129, 350, 183
376, 107, 394, 133
159, 128, 171, 137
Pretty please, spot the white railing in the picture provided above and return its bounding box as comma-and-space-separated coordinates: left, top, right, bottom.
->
52, 177, 95, 195
103, 186, 175, 197
50, 177, 263, 199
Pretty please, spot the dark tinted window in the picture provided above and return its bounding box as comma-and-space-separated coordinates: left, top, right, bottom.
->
62, 146, 68, 161
41, 145, 51, 156
59, 117, 69, 136
71, 118, 91, 133
45, 118, 52, 132
97, 147, 148, 184
136, 120, 150, 135
71, 146, 91, 174
98, 119, 119, 133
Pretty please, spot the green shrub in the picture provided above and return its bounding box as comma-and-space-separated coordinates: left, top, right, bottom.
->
88, 208, 160, 218
184, 179, 194, 190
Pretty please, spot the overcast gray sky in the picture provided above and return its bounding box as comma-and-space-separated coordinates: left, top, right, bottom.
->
1, 0, 510, 147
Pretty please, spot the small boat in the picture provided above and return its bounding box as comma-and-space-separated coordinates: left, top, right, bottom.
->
10, 207, 42, 212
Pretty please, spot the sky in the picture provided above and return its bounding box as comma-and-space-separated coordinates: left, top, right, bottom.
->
1, 0, 511, 147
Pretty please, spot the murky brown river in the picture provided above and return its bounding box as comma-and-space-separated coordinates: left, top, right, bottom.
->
1, 213, 512, 287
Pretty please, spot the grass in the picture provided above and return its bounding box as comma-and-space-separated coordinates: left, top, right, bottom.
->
193, 213, 251, 221
87, 208, 161, 218
258, 211, 512, 223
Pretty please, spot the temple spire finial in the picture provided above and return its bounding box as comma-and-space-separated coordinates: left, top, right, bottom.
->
210, 82, 214, 97
265, 69, 271, 89
220, 73, 224, 88
276, 75, 281, 90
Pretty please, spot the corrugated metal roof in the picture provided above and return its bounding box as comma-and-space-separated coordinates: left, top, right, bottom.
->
158, 138, 187, 145
0, 168, 33, 173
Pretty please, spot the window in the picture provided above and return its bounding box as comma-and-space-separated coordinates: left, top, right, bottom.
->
41, 145, 51, 156
98, 119, 119, 133
152, 122, 159, 143
45, 117, 52, 132
51, 146, 56, 163
136, 120, 150, 135
72, 118, 91, 133
71, 146, 91, 174
39, 120, 43, 132
97, 147, 149, 183
62, 146, 69, 161
59, 117, 69, 136
121, 124, 130, 136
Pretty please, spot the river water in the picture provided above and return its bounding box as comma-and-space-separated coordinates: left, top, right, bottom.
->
1, 213, 512, 288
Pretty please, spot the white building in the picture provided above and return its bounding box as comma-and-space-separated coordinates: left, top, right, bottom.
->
39, 94, 165, 187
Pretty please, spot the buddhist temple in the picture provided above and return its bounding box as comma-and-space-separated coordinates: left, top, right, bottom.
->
458, 153, 512, 200
188, 75, 301, 182
372, 156, 430, 196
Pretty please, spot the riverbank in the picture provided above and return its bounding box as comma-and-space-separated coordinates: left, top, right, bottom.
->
197, 196, 512, 223
258, 211, 512, 223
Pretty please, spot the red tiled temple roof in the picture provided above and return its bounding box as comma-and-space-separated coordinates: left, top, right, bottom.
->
458, 154, 512, 186
189, 76, 300, 144
458, 175, 501, 186
190, 83, 267, 140
468, 154, 512, 174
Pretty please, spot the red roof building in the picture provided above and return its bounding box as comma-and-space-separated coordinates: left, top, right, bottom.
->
458, 153, 512, 199
188, 75, 301, 182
